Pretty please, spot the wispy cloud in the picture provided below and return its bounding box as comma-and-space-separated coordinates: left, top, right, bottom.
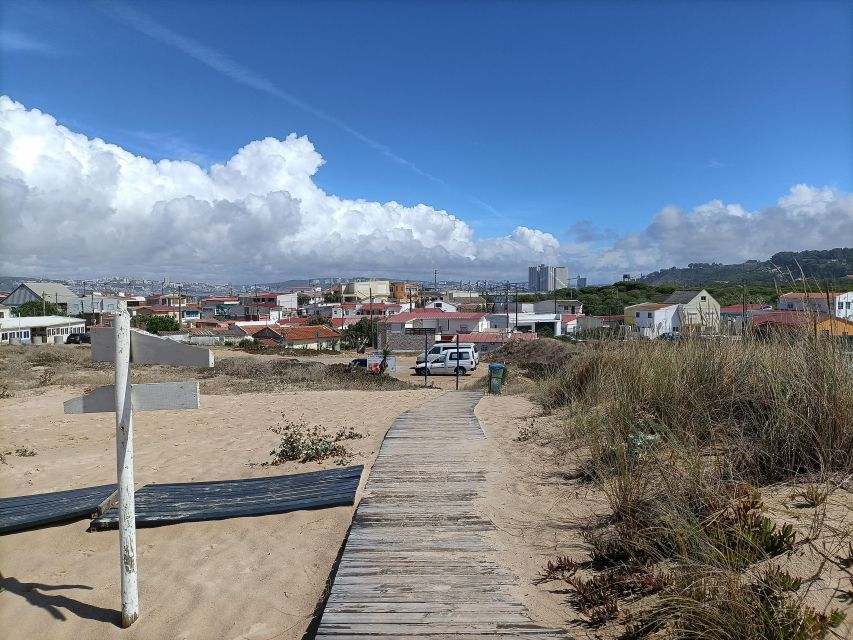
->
0, 29, 61, 55
98, 0, 500, 214
122, 129, 214, 166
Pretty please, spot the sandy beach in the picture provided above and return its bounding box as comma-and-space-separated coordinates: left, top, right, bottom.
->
0, 384, 438, 639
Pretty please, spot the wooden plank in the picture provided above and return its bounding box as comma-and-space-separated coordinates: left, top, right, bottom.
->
91, 328, 214, 367
91, 467, 362, 530
63, 382, 200, 414
314, 392, 567, 639
0, 484, 117, 534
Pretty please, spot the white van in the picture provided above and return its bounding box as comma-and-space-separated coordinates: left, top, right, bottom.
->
414, 348, 476, 375
417, 342, 479, 367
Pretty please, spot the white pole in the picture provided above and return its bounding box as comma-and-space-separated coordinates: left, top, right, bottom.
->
114, 305, 139, 627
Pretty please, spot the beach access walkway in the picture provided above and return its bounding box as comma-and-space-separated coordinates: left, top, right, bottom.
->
314, 391, 567, 638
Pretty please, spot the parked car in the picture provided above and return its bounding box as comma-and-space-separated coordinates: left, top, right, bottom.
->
65, 333, 91, 344
347, 358, 368, 372
414, 348, 476, 376
417, 342, 478, 368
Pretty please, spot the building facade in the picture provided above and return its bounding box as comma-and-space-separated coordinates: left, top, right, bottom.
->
527, 264, 568, 292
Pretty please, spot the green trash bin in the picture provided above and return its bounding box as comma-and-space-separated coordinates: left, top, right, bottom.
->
488, 364, 506, 394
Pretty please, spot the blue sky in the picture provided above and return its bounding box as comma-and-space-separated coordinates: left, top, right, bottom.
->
1, 1, 851, 282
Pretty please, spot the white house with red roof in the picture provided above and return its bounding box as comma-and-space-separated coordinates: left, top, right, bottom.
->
832, 292, 853, 321
379, 308, 489, 334
777, 291, 838, 315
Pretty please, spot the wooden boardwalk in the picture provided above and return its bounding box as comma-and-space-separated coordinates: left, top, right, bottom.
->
314, 392, 567, 639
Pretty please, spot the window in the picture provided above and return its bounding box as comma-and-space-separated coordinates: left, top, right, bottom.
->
701, 296, 707, 302
839, 302, 844, 310
647, 312, 653, 318
635, 312, 640, 317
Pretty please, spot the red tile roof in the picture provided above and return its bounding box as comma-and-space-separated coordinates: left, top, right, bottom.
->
720, 304, 773, 314
561, 314, 579, 322
280, 325, 341, 341
454, 332, 538, 343
751, 311, 828, 327
278, 317, 311, 325
332, 318, 359, 329
779, 291, 839, 300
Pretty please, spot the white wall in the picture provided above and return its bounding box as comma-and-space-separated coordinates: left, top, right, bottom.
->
834, 292, 853, 321
635, 305, 680, 338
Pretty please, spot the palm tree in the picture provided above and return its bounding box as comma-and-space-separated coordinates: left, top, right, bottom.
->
379, 348, 392, 374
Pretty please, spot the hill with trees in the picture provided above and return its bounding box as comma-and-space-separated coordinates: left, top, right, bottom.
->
638, 248, 853, 286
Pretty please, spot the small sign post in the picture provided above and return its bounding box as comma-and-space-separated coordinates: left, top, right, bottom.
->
64, 305, 213, 627
114, 308, 137, 628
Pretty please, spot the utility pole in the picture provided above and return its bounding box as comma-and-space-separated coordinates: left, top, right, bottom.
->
514, 284, 519, 330
741, 277, 747, 338
178, 284, 182, 328
434, 270, 438, 296
369, 287, 374, 349
42, 292, 46, 316
505, 282, 510, 333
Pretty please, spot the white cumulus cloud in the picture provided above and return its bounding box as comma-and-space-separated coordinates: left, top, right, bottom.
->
0, 96, 558, 281
1, 96, 850, 284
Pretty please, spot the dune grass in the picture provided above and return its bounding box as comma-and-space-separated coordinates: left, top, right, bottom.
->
531, 333, 852, 638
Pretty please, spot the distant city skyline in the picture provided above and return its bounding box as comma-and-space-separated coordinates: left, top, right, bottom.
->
1, 1, 851, 282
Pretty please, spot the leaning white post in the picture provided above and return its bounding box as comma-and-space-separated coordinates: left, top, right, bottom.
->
114, 305, 139, 627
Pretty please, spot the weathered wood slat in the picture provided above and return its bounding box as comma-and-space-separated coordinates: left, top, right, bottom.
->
314, 392, 567, 638
0, 484, 117, 534
90, 467, 362, 530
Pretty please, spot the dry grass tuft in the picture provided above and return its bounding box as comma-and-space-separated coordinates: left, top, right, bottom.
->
0, 346, 419, 395
530, 332, 852, 638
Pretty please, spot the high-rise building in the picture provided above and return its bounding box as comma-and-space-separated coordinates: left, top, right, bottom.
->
528, 264, 569, 292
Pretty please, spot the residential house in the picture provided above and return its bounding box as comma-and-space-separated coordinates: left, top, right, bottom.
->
630, 303, 681, 339
817, 316, 853, 339
1, 282, 77, 309
561, 314, 579, 334
150, 293, 194, 307
664, 290, 720, 333
486, 312, 563, 336
0, 305, 10, 319
833, 292, 853, 321
1, 315, 87, 345
239, 292, 298, 310
356, 303, 402, 317
750, 311, 822, 337
339, 280, 391, 303
424, 299, 458, 312
577, 314, 624, 333
135, 304, 201, 325
390, 282, 420, 304
447, 296, 487, 311
200, 297, 240, 319
378, 309, 489, 350
532, 299, 583, 315
777, 291, 838, 315
719, 303, 773, 334
250, 325, 341, 350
